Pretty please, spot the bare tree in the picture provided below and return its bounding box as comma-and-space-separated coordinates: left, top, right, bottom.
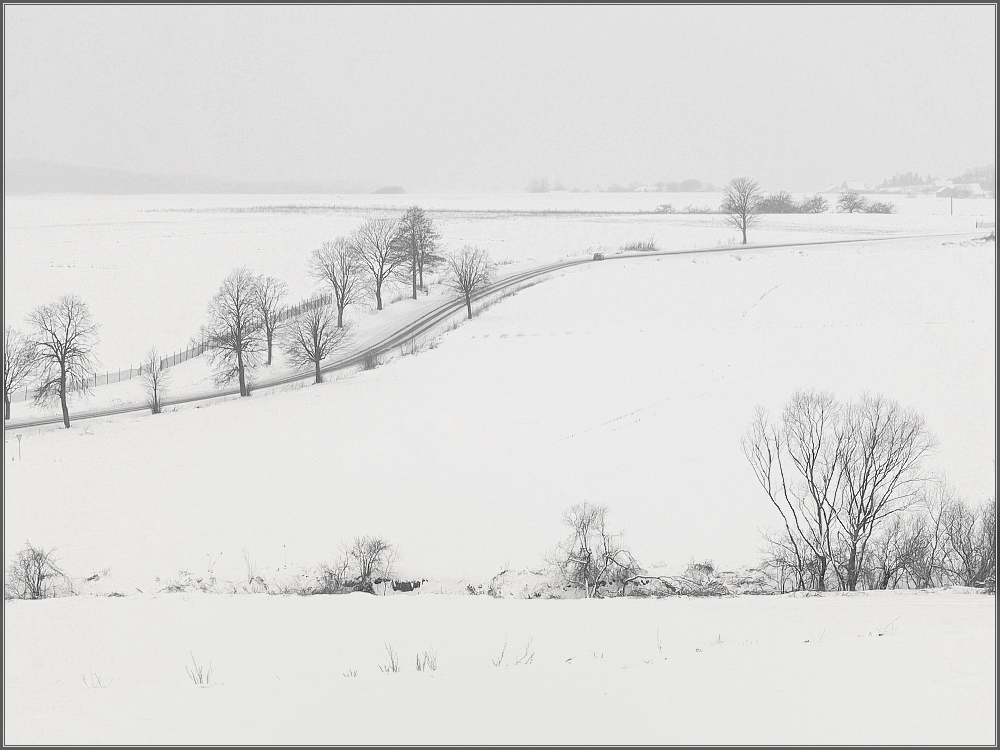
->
742, 391, 843, 590
833, 395, 935, 591
282, 303, 349, 384
27, 295, 99, 429
345, 536, 398, 593
862, 514, 929, 590
397, 206, 442, 298
554, 503, 642, 598
941, 496, 996, 587
254, 275, 288, 365
837, 193, 869, 213
722, 177, 763, 244
351, 216, 407, 311
140, 346, 170, 414
200, 267, 264, 397
4, 543, 64, 600
445, 245, 494, 320
909, 480, 957, 588
4, 326, 38, 420
308, 238, 365, 327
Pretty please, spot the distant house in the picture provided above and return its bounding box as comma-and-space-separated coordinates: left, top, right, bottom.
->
840, 180, 868, 193
937, 183, 987, 198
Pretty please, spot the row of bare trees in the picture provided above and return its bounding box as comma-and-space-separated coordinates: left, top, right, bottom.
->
4, 208, 498, 424
201, 210, 495, 396
307, 209, 491, 322
744, 390, 995, 592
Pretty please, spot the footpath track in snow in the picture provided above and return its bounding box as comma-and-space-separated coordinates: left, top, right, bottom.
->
4, 230, 983, 430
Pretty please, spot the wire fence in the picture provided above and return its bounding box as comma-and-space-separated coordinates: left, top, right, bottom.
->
975, 220, 995, 229
160, 341, 210, 370
9, 292, 335, 404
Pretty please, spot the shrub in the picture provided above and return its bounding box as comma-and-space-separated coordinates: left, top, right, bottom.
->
837, 193, 869, 213
345, 536, 398, 593
360, 351, 383, 371
553, 503, 643, 598
799, 195, 829, 213
865, 200, 897, 214
4, 543, 65, 600
757, 191, 798, 213
619, 239, 659, 253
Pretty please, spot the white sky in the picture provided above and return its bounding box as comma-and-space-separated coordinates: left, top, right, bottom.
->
3, 5, 996, 191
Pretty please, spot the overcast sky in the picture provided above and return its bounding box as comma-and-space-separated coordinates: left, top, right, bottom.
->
4, 5, 996, 192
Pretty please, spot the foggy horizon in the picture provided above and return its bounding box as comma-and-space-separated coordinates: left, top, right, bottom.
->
4, 5, 997, 193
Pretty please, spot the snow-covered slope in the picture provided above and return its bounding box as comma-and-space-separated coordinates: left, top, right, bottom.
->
5, 235, 994, 589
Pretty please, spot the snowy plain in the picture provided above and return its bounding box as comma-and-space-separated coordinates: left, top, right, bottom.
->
3, 193, 997, 745
4, 590, 995, 744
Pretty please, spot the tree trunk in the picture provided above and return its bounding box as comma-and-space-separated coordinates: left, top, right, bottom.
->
337, 303, 345, 328
418, 257, 424, 289
465, 296, 473, 320
4, 393, 10, 420
375, 285, 383, 311
266, 329, 273, 365
314, 358, 322, 384
846, 546, 858, 591
237, 349, 247, 397
741, 221, 748, 245
815, 556, 827, 591
59, 367, 70, 428
412, 249, 417, 300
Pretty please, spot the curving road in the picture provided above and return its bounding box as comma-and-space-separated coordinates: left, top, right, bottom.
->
4, 230, 984, 430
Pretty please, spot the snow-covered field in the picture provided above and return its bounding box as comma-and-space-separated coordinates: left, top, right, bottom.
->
4, 589, 995, 744
4, 192, 993, 373
3, 194, 996, 744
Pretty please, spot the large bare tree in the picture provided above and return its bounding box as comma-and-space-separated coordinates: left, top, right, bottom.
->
27, 295, 99, 429
445, 245, 494, 320
351, 217, 407, 311
722, 177, 763, 244
397, 206, 442, 299
254, 275, 288, 365
201, 267, 264, 397
140, 346, 170, 414
282, 303, 349, 384
834, 394, 935, 590
743, 391, 843, 590
746, 390, 935, 591
4, 326, 38, 421
308, 238, 365, 327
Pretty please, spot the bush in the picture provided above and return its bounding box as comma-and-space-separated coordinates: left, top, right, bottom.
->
757, 191, 798, 213
553, 503, 643, 598
799, 195, 829, 213
4, 543, 65, 600
360, 351, 383, 371
837, 193, 869, 213
865, 200, 897, 214
619, 239, 659, 253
